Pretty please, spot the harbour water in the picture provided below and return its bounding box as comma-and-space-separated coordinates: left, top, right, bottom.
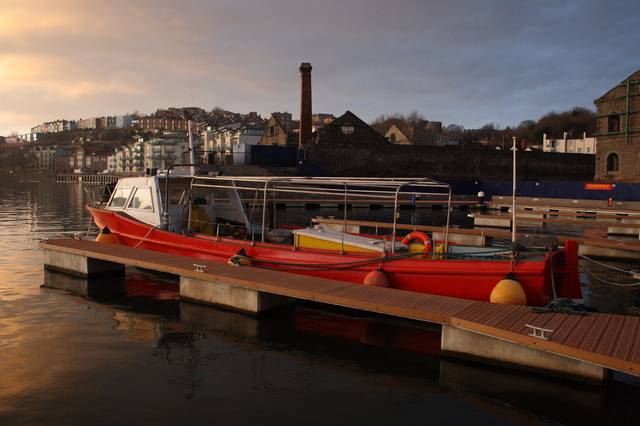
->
1, 177, 640, 426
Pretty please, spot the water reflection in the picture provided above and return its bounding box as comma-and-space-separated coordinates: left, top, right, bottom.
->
2, 178, 640, 425
33, 269, 640, 425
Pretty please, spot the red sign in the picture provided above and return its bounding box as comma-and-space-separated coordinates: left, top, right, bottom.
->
584, 183, 613, 191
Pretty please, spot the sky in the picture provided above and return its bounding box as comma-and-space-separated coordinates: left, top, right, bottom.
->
1, 0, 639, 136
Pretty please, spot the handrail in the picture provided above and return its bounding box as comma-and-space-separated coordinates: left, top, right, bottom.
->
162, 163, 199, 230
190, 175, 452, 251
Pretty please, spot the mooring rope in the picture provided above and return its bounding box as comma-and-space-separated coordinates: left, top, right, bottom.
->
578, 254, 638, 275
578, 254, 640, 287
579, 265, 640, 287
229, 250, 425, 271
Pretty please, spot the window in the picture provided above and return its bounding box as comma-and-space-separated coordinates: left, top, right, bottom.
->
389, 133, 397, 143
607, 153, 619, 172
341, 125, 355, 135
128, 187, 154, 210
109, 187, 132, 208
607, 115, 620, 133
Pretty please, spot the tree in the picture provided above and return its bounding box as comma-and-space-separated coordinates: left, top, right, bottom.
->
370, 111, 427, 135
442, 124, 464, 143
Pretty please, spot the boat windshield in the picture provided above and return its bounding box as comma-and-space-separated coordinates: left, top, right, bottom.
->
108, 187, 133, 209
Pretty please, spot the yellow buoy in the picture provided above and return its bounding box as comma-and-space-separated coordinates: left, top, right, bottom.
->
96, 227, 119, 245
490, 273, 527, 305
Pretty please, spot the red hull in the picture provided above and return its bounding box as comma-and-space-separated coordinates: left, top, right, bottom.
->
87, 206, 581, 306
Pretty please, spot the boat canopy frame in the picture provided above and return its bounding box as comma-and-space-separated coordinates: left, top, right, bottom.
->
186, 175, 453, 252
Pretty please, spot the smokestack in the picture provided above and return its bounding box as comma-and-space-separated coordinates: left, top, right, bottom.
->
299, 63, 312, 149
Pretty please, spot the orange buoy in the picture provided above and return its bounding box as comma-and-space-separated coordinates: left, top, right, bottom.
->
490, 273, 527, 305
96, 227, 119, 245
363, 269, 389, 287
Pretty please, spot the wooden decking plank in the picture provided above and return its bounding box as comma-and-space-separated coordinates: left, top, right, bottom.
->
450, 302, 498, 322
550, 315, 583, 344
391, 296, 441, 311
486, 305, 530, 329
474, 304, 520, 326
525, 312, 557, 331
541, 314, 572, 342
595, 315, 627, 357
461, 305, 501, 323
580, 314, 613, 353
560, 314, 601, 347
415, 295, 460, 314
438, 299, 478, 316
506, 311, 540, 334
611, 316, 640, 361
312, 285, 448, 323
629, 319, 640, 364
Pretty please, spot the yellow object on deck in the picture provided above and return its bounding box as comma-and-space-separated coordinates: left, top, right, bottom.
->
408, 243, 426, 253
190, 205, 213, 235
294, 233, 379, 253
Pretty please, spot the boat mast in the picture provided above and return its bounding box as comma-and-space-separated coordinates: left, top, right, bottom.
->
512, 136, 517, 243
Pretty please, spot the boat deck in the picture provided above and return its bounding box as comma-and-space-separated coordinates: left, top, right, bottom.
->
41, 238, 640, 379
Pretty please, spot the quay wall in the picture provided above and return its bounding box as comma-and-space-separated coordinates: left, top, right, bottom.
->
307, 144, 595, 182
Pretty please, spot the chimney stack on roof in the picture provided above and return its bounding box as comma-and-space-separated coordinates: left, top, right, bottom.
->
299, 63, 313, 149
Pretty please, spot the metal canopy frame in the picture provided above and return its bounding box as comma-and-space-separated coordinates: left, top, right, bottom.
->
187, 175, 453, 251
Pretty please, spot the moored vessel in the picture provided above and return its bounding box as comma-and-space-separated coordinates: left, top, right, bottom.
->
87, 171, 581, 306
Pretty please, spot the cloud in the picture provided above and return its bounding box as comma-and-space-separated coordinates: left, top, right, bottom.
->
1, 0, 640, 135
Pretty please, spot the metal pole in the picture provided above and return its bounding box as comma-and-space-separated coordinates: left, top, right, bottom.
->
392, 187, 400, 253
272, 189, 277, 229
512, 136, 517, 243
341, 184, 348, 254
188, 120, 196, 175
445, 188, 452, 252
261, 181, 269, 242
343, 184, 348, 233
163, 163, 199, 231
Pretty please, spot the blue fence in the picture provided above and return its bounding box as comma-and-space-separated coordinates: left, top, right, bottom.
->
446, 179, 640, 201
250, 145, 297, 167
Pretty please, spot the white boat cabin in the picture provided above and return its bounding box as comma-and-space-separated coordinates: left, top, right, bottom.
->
105, 175, 250, 233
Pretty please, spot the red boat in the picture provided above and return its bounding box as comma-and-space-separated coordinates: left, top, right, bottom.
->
87, 174, 581, 307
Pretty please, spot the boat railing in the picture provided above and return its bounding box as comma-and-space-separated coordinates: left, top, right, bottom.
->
189, 175, 453, 252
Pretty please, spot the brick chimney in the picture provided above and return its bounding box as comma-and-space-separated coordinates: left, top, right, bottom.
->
299, 63, 312, 149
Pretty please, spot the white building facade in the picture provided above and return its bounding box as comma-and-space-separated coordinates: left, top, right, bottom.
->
203, 124, 264, 165
543, 132, 596, 154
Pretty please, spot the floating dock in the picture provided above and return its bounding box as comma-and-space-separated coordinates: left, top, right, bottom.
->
312, 217, 640, 260
41, 239, 640, 383
489, 196, 640, 217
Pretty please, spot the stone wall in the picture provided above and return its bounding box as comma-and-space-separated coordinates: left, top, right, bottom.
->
308, 144, 595, 181
594, 69, 640, 182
